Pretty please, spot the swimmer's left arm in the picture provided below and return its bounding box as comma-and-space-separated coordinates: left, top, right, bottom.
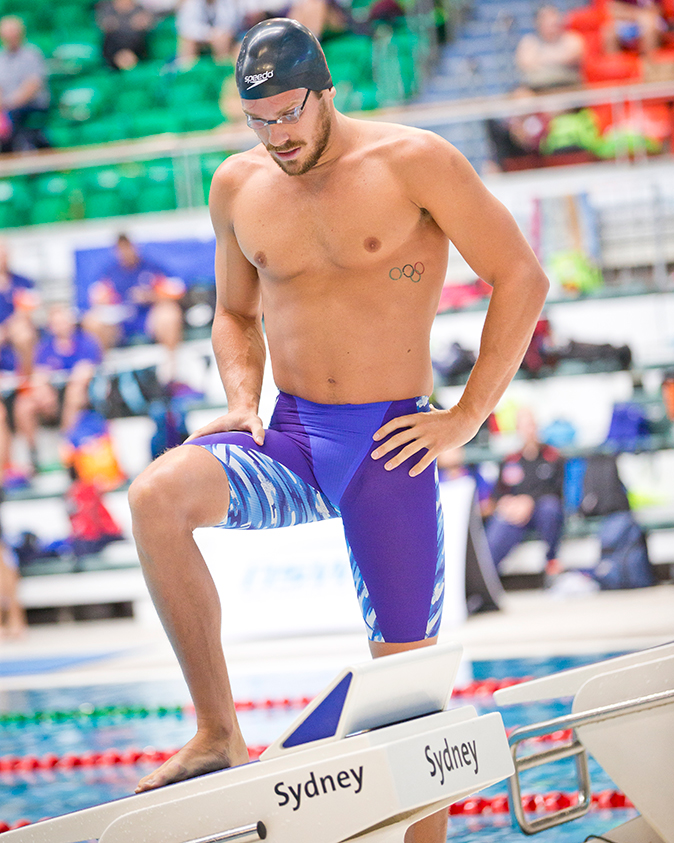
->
372, 132, 549, 476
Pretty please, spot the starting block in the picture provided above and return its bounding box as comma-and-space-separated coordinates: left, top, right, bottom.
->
495, 642, 674, 842
4, 643, 514, 843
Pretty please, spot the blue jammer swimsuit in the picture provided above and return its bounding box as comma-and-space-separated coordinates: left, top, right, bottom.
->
187, 392, 445, 643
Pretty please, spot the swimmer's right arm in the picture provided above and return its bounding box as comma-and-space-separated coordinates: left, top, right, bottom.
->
186, 157, 266, 445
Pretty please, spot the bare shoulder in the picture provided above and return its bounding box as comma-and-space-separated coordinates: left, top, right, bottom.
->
209, 147, 269, 229
357, 120, 464, 172
355, 120, 475, 197
210, 147, 268, 200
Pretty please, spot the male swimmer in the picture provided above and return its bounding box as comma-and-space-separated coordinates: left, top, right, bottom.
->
129, 18, 549, 843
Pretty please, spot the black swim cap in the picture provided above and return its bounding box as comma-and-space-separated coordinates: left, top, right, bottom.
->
236, 18, 333, 100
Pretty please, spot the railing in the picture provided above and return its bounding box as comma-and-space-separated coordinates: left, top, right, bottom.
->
507, 688, 674, 835
1, 76, 673, 179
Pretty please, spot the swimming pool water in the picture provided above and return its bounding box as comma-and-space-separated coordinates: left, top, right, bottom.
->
0, 654, 638, 842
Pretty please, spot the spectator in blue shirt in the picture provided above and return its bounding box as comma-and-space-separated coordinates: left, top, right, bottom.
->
14, 303, 102, 469
83, 233, 185, 382
0, 238, 39, 378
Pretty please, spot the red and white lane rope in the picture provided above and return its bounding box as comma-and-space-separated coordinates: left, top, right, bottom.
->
0, 676, 534, 729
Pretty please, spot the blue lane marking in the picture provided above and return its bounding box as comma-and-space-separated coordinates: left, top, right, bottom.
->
0, 651, 125, 677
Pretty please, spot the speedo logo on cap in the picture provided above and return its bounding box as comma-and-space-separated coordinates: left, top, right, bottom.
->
245, 70, 274, 90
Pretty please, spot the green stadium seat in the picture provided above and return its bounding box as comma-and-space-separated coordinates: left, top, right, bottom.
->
136, 183, 177, 214
58, 82, 108, 122
111, 162, 152, 213
82, 167, 130, 219
85, 191, 125, 219
134, 162, 177, 213
7, 9, 42, 33
51, 3, 93, 34
28, 33, 60, 58
0, 178, 31, 228
173, 59, 234, 99
170, 79, 207, 107
116, 86, 157, 115
179, 101, 223, 133
30, 173, 77, 225
119, 59, 166, 86
200, 151, 226, 203
76, 113, 133, 145
50, 36, 102, 75
74, 71, 116, 101
130, 107, 181, 138
116, 61, 168, 113
29, 196, 71, 226
34, 172, 71, 196
147, 16, 177, 61
47, 123, 82, 148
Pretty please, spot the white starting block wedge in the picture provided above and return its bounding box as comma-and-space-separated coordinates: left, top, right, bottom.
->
4, 643, 513, 843
495, 642, 674, 842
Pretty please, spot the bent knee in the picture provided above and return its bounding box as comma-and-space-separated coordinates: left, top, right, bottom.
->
129, 445, 229, 529
129, 449, 188, 517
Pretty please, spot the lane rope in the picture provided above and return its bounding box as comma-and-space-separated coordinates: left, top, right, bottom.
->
0, 721, 578, 777
0, 677, 532, 727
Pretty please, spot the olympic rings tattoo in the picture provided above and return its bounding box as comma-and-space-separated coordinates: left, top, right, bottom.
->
389, 262, 425, 283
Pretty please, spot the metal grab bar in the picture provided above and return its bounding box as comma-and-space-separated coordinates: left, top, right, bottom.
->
508, 733, 591, 836
507, 688, 674, 835
183, 821, 267, 843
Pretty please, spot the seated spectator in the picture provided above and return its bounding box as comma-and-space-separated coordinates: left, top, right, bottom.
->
603, 0, 665, 58
176, 0, 238, 66
0, 16, 50, 153
0, 398, 9, 471
137, 0, 180, 15
13, 303, 102, 469
82, 233, 185, 381
0, 534, 25, 639
259, 0, 351, 38
485, 408, 565, 576
234, 0, 351, 42
0, 407, 25, 638
96, 0, 155, 71
0, 238, 39, 377
516, 5, 585, 92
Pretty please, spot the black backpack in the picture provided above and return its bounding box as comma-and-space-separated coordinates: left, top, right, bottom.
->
581, 454, 630, 517
593, 511, 655, 590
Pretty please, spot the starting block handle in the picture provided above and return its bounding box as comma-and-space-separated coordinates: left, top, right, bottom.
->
184, 821, 267, 843
507, 734, 591, 835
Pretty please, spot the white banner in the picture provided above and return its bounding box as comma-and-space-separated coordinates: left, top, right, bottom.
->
195, 478, 473, 643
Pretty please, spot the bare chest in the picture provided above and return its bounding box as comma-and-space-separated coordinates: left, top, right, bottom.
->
232, 167, 427, 279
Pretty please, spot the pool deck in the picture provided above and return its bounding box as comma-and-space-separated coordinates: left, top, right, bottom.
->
1, 584, 672, 692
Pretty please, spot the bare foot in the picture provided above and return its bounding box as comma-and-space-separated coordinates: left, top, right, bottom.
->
135, 727, 249, 793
